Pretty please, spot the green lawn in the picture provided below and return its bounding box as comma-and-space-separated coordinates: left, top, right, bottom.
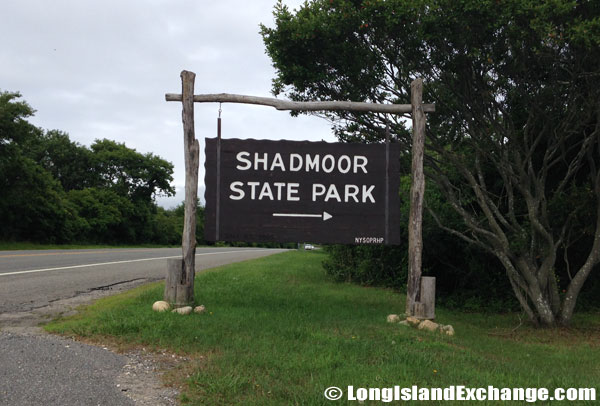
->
45, 251, 599, 405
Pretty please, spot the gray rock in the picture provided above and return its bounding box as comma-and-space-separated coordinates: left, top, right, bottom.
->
171, 306, 192, 315
386, 314, 401, 323
417, 320, 439, 332
406, 316, 421, 326
441, 325, 455, 336
152, 301, 170, 312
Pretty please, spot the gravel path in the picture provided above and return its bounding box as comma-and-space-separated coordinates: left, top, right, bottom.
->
0, 332, 134, 406
0, 282, 180, 406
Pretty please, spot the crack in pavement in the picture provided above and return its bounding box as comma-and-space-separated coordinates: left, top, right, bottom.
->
89, 278, 151, 292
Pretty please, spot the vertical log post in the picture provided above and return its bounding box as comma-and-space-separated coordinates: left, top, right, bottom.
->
164, 70, 199, 307
418, 276, 436, 319
164, 257, 183, 305
406, 78, 426, 316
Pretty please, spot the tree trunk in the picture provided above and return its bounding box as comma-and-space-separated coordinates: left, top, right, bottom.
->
559, 189, 600, 325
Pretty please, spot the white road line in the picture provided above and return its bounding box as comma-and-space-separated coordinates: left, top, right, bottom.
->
0, 249, 283, 277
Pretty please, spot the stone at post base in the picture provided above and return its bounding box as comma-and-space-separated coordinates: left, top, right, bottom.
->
164, 258, 195, 307
406, 316, 421, 326
172, 306, 193, 315
152, 301, 171, 312
441, 325, 455, 336
417, 319, 439, 332
387, 314, 401, 323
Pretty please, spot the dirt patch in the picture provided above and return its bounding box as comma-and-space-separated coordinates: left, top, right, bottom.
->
0, 278, 157, 334
116, 347, 183, 405
487, 325, 600, 347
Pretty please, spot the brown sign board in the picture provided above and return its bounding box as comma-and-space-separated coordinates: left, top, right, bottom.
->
204, 138, 400, 245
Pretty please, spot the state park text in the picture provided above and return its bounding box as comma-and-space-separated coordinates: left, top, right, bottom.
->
204, 138, 401, 245
229, 152, 377, 203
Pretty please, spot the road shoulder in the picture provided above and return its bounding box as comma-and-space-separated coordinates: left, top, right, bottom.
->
0, 279, 180, 406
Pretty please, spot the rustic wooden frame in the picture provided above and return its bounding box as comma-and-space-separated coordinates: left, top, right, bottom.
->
165, 70, 434, 318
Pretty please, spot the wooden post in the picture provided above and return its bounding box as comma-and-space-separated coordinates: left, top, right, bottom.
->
164, 258, 183, 305
164, 70, 199, 307
406, 78, 426, 316
418, 276, 436, 319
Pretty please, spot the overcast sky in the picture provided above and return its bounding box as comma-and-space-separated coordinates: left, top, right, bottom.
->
1, 0, 336, 208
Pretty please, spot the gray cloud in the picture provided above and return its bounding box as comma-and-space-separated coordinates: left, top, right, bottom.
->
1, 0, 335, 209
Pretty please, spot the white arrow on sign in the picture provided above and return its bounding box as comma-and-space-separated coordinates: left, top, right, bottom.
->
273, 211, 333, 221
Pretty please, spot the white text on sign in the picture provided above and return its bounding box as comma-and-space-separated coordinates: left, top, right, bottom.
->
235, 152, 368, 173
230, 151, 377, 203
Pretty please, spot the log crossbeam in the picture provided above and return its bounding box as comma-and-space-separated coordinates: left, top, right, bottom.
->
165, 93, 435, 114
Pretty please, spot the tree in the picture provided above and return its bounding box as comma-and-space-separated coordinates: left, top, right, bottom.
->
150, 206, 182, 245
89, 139, 176, 243
0, 91, 39, 148
172, 200, 206, 245
0, 91, 79, 242
0, 91, 179, 245
36, 130, 96, 192
90, 139, 175, 202
0, 155, 80, 242
66, 188, 135, 242
261, 0, 600, 326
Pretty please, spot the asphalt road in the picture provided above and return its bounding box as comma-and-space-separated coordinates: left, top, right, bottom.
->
0, 331, 136, 406
0, 247, 286, 313
0, 246, 286, 406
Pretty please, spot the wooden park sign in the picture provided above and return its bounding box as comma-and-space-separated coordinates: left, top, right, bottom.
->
204, 138, 401, 244
165, 70, 435, 320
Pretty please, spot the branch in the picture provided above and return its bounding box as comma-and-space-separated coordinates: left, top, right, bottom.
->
427, 206, 488, 251
165, 93, 435, 114
498, 166, 523, 232
427, 167, 505, 247
560, 168, 600, 323
474, 150, 515, 233
438, 145, 511, 250
555, 126, 599, 195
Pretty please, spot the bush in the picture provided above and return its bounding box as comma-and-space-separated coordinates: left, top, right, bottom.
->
322, 176, 521, 312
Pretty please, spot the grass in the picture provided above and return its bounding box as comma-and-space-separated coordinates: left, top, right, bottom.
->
45, 251, 599, 405
0, 242, 177, 251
